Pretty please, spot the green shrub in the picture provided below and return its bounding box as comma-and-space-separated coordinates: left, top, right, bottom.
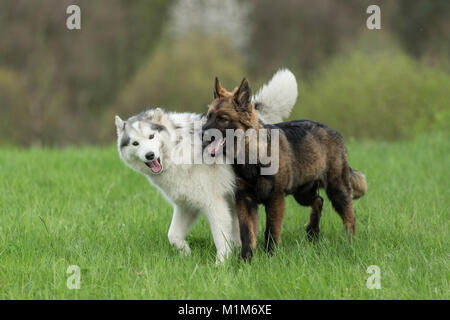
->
0, 68, 29, 145
99, 34, 247, 141
291, 51, 450, 140
112, 34, 246, 117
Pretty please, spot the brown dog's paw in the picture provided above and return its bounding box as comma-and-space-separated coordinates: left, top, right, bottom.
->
240, 247, 253, 263
306, 224, 320, 241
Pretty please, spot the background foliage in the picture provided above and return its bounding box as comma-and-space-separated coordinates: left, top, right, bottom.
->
0, 0, 448, 145
0, 1, 448, 300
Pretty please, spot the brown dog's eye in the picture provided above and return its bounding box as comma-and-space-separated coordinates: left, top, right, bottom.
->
218, 116, 229, 124
149, 134, 155, 140
132, 141, 139, 146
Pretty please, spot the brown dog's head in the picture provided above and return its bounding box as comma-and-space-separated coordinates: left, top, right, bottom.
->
202, 77, 260, 157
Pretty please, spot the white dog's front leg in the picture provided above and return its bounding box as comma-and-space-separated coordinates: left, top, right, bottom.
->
168, 205, 198, 256
204, 200, 234, 264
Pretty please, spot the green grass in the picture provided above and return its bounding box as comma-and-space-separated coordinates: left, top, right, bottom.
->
0, 133, 449, 299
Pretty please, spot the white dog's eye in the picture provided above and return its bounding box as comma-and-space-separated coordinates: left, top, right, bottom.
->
149, 134, 155, 140
132, 141, 139, 146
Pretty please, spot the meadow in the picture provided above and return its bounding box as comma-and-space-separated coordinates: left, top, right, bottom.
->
0, 132, 448, 299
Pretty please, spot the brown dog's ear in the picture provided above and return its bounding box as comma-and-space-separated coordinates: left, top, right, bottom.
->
214, 77, 224, 99
214, 77, 236, 100
234, 78, 251, 110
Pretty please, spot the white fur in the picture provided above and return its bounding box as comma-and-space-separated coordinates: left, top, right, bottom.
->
252, 68, 298, 124
116, 69, 297, 263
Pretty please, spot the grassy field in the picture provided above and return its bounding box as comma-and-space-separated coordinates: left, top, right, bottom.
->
0, 133, 448, 299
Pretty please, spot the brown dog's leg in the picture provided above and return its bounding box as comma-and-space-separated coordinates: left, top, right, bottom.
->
236, 195, 259, 262
294, 185, 323, 240
249, 205, 259, 250
326, 180, 356, 236
305, 195, 323, 240
264, 194, 286, 253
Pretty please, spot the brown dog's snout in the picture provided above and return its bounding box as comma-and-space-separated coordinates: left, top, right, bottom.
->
201, 129, 215, 150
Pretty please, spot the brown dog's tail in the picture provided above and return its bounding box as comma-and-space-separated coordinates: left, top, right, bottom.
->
350, 168, 367, 199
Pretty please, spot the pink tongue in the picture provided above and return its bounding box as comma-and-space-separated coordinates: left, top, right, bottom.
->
207, 138, 224, 155
149, 159, 162, 173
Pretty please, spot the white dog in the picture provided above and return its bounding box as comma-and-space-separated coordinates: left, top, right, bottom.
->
115, 69, 298, 263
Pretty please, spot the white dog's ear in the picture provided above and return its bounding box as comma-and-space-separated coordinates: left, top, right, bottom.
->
115, 115, 125, 134
142, 109, 153, 119
153, 108, 164, 123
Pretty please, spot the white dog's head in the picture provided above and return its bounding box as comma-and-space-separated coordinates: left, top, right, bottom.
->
115, 108, 171, 175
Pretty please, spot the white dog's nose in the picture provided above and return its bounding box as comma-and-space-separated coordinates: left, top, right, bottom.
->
145, 151, 155, 160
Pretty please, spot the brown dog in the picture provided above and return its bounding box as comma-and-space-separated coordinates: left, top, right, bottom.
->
202, 77, 367, 261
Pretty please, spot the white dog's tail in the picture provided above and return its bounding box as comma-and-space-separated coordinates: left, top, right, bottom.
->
252, 68, 298, 124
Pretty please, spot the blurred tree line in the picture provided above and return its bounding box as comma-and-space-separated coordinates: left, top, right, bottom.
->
0, 0, 172, 145
0, 0, 448, 146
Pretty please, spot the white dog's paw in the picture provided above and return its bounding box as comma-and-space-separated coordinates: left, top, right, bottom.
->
175, 241, 191, 256
231, 238, 242, 248
214, 250, 232, 265
215, 255, 224, 265
169, 239, 191, 256
179, 244, 191, 256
